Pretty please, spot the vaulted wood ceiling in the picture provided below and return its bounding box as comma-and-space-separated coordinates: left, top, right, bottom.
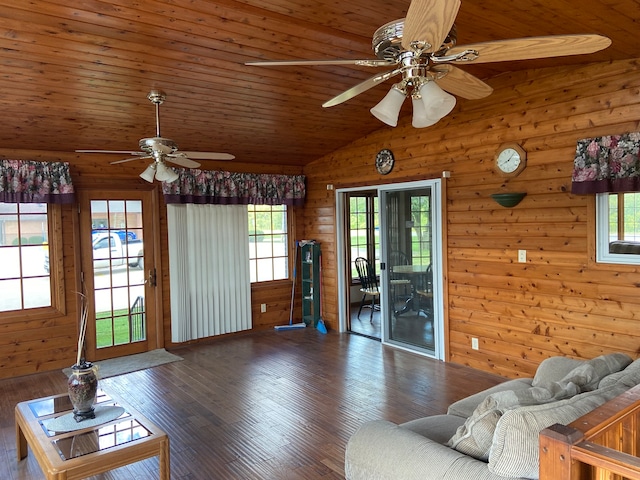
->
0, 1, 636, 167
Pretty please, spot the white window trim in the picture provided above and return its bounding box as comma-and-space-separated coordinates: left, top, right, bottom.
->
596, 193, 640, 265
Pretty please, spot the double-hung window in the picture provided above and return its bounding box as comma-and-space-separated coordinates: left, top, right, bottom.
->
248, 204, 289, 282
0, 202, 63, 315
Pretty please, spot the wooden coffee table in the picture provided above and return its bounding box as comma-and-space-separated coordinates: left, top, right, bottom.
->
15, 389, 170, 480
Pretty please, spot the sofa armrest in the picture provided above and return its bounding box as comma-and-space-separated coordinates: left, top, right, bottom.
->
345, 420, 525, 480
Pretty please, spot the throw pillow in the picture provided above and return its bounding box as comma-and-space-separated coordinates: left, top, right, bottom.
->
447, 353, 630, 462
552, 353, 632, 391
532, 356, 585, 387
599, 357, 640, 389
488, 383, 627, 478
447, 380, 581, 461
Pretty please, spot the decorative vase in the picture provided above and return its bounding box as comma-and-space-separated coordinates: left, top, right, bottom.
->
67, 361, 98, 422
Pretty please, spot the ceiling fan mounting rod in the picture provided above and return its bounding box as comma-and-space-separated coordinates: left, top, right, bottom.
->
147, 90, 166, 137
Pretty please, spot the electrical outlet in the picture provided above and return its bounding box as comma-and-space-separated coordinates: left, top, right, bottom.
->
471, 337, 479, 350
518, 249, 526, 263
260, 303, 267, 313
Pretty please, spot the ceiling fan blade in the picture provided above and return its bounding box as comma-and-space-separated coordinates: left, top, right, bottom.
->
76, 150, 145, 155
179, 151, 235, 160
323, 68, 403, 108
246, 59, 394, 67
447, 34, 611, 64
165, 153, 201, 168
402, 0, 461, 53
433, 65, 493, 99
110, 156, 152, 165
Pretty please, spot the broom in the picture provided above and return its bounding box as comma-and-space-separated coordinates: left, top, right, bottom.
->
274, 240, 306, 331
317, 251, 327, 334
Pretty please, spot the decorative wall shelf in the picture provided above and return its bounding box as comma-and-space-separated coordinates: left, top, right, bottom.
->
491, 192, 527, 208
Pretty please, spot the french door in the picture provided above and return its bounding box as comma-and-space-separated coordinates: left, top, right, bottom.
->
78, 190, 158, 361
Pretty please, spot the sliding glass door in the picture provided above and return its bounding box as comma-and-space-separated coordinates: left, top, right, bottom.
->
380, 180, 444, 358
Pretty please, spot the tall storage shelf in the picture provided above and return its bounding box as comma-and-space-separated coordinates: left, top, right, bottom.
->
300, 241, 321, 327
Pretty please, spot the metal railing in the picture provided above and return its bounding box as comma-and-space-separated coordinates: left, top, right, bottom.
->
129, 295, 146, 342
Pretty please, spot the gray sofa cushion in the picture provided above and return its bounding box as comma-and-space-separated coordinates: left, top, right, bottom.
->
599, 357, 640, 388
447, 353, 632, 462
531, 356, 585, 387
345, 419, 528, 480
488, 383, 628, 478
550, 353, 632, 391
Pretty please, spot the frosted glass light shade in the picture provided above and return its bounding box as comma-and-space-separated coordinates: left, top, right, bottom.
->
370, 87, 406, 127
139, 163, 157, 183
419, 81, 456, 120
155, 162, 179, 182
411, 96, 439, 128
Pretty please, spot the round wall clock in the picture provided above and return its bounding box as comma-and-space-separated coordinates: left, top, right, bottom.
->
375, 149, 395, 175
495, 143, 527, 177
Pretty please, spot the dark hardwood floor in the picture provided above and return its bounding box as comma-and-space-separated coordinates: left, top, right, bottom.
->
1, 331, 506, 479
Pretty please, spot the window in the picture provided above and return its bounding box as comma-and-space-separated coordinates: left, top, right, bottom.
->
248, 204, 289, 282
596, 192, 640, 265
348, 192, 379, 282
0, 202, 63, 314
410, 192, 433, 266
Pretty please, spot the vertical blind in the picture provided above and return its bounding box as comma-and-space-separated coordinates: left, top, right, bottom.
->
168, 204, 252, 342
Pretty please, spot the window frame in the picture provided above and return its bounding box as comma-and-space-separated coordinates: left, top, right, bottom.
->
0, 203, 65, 321
596, 192, 640, 265
347, 191, 379, 284
248, 204, 290, 284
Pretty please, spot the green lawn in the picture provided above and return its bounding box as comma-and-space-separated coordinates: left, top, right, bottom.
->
95, 309, 145, 348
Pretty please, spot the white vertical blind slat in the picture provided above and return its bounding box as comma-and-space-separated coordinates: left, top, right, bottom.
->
168, 204, 251, 342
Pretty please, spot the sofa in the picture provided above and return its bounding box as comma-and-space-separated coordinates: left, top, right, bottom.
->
345, 353, 640, 480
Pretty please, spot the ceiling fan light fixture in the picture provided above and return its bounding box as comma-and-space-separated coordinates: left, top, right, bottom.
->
370, 85, 406, 127
419, 81, 456, 120
411, 95, 439, 128
139, 163, 157, 183
154, 161, 179, 183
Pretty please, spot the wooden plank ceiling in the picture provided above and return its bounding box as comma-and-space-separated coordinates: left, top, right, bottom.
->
0, 0, 636, 167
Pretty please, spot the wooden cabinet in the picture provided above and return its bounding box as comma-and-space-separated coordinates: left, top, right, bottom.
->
300, 241, 321, 327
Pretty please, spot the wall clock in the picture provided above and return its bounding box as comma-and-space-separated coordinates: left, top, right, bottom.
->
375, 149, 395, 175
494, 143, 527, 177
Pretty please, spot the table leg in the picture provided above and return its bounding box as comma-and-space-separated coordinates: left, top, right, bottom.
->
159, 436, 170, 480
16, 420, 28, 461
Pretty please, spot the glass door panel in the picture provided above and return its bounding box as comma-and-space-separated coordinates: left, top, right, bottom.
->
79, 191, 156, 361
380, 180, 443, 358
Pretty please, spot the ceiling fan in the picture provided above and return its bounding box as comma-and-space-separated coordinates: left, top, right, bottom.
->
246, 0, 611, 128
76, 90, 235, 182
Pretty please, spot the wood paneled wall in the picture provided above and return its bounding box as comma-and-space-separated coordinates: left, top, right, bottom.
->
0, 152, 301, 379
1, 57, 639, 381
301, 58, 640, 379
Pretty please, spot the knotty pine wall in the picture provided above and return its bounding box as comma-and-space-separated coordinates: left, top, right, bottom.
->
0, 151, 301, 379
1, 58, 639, 381
302, 58, 640, 379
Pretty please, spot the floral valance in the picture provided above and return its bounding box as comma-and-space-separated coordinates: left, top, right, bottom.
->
162, 169, 306, 206
572, 132, 640, 194
0, 159, 76, 204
